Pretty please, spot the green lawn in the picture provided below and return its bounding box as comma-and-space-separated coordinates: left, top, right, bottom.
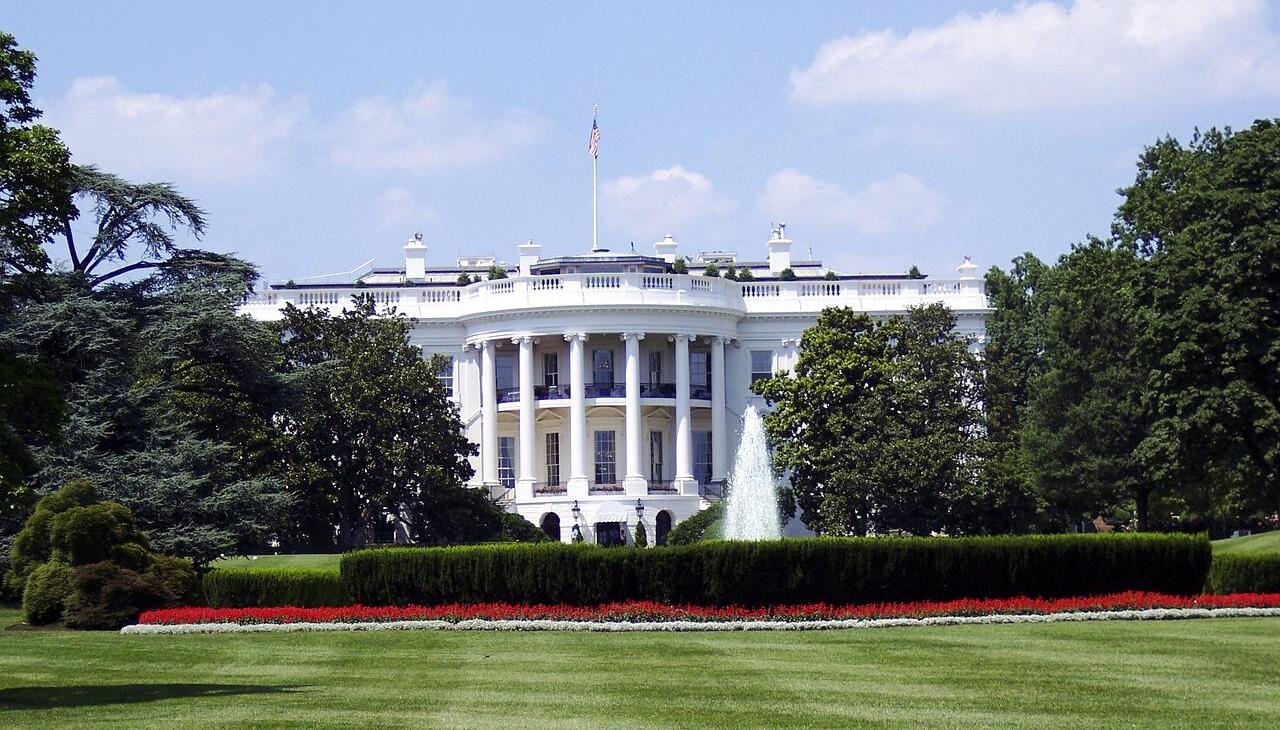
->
1212, 530, 1280, 556
209, 553, 342, 571
2, 607, 1279, 728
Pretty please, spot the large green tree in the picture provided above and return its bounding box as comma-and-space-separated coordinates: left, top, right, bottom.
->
755, 304, 985, 536
277, 296, 480, 549
1117, 121, 1280, 523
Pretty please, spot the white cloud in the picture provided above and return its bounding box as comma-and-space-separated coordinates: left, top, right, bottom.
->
324, 82, 547, 171
790, 0, 1280, 109
757, 170, 942, 235
600, 166, 738, 241
373, 187, 440, 229
49, 76, 305, 181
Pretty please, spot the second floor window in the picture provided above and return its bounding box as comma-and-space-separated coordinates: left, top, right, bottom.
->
593, 349, 614, 384
751, 350, 774, 384
496, 353, 515, 391
435, 356, 455, 398
690, 351, 710, 389
594, 430, 616, 485
543, 352, 559, 388
648, 351, 662, 384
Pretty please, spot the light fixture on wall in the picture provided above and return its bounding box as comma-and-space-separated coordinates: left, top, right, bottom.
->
571, 500, 581, 520
635, 498, 644, 518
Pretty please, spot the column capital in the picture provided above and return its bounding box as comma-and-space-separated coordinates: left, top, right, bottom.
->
480, 339, 495, 352
668, 333, 697, 343
712, 335, 728, 345
563, 332, 588, 342
511, 335, 534, 345
619, 332, 646, 341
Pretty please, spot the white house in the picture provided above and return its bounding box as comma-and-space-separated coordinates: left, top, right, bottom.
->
239, 226, 990, 545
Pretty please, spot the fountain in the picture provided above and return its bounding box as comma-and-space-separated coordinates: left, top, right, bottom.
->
722, 405, 782, 540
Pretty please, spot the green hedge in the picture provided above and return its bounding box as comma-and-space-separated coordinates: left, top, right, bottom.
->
340, 533, 1210, 607
1206, 554, 1280, 594
202, 568, 350, 608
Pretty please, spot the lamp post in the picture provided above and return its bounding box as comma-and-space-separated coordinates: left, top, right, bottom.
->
572, 500, 581, 521
635, 498, 645, 518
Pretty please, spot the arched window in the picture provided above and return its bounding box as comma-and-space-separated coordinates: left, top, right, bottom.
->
539, 512, 561, 541
656, 510, 673, 546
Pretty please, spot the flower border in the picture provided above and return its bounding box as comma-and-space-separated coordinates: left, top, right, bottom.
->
122, 607, 1280, 634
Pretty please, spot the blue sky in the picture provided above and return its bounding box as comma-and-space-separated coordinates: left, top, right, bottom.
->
8, 1, 1280, 281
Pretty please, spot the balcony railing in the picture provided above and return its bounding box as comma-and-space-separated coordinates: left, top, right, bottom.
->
647, 480, 678, 494
535, 384, 570, 400
496, 387, 520, 403
583, 382, 626, 398
690, 385, 712, 400
589, 482, 623, 494
534, 482, 567, 495
640, 382, 676, 397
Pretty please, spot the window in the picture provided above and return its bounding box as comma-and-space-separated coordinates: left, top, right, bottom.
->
593, 430, 617, 485
435, 356, 455, 398
693, 431, 712, 485
648, 351, 663, 384
498, 436, 515, 489
545, 432, 561, 486
649, 431, 664, 481
690, 351, 710, 389
496, 353, 515, 391
751, 350, 774, 384
543, 352, 559, 388
592, 349, 614, 384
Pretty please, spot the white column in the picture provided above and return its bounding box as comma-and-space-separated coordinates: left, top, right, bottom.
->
711, 336, 728, 483
622, 332, 646, 494
673, 333, 696, 493
515, 335, 535, 498
565, 332, 589, 496
480, 340, 498, 486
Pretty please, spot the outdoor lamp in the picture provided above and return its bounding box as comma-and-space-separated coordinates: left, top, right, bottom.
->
635, 498, 644, 517
571, 500, 581, 519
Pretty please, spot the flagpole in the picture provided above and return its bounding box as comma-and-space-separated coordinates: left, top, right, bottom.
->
591, 104, 599, 252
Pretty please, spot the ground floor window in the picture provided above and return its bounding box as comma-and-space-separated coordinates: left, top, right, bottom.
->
594, 430, 617, 485
498, 436, 515, 489
595, 521, 623, 546
693, 431, 712, 485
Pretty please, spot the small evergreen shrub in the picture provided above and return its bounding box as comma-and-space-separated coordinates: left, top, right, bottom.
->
779, 268, 797, 281
203, 567, 351, 608
737, 267, 754, 281
22, 561, 72, 625
665, 502, 723, 545
340, 533, 1209, 607
64, 562, 176, 630
703, 263, 720, 277
1206, 554, 1280, 594
635, 521, 648, 548
824, 270, 839, 281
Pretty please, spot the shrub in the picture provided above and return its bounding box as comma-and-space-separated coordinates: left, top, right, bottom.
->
497, 511, 549, 543
49, 502, 148, 567
672, 258, 688, 274
147, 554, 200, 604
1206, 554, 1280, 594
340, 533, 1210, 607
203, 567, 351, 608
779, 268, 797, 281
703, 263, 720, 277
666, 502, 723, 545
737, 267, 754, 281
6, 480, 98, 593
63, 562, 176, 630
22, 561, 72, 625
634, 521, 648, 547
824, 270, 839, 281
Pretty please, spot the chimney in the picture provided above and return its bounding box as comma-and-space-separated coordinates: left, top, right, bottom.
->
517, 239, 542, 277
403, 232, 427, 280
767, 223, 792, 274
956, 256, 978, 280
653, 234, 679, 263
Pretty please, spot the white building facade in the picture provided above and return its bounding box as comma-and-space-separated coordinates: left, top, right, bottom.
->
240, 228, 990, 546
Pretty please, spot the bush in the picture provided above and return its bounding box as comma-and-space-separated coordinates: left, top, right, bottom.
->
6, 480, 98, 593
49, 502, 148, 567
666, 502, 723, 545
779, 268, 797, 281
1206, 554, 1280, 594
63, 562, 176, 630
340, 533, 1210, 607
672, 258, 688, 274
22, 561, 72, 625
203, 567, 351, 608
634, 521, 648, 548
147, 554, 200, 604
497, 511, 549, 543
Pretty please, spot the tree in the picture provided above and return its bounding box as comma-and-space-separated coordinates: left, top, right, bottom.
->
703, 263, 720, 278
824, 270, 839, 281
778, 268, 797, 281
1115, 122, 1280, 525
487, 264, 507, 280
0, 31, 76, 277
907, 265, 923, 278
755, 304, 985, 536
671, 258, 688, 274
1020, 238, 1153, 528
277, 295, 479, 549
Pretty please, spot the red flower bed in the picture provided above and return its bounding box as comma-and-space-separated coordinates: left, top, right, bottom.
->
138, 592, 1280, 626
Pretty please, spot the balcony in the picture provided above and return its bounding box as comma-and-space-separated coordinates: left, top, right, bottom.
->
535, 384, 570, 400
647, 480, 678, 494
583, 382, 626, 398
589, 482, 623, 495
534, 482, 567, 496
640, 382, 675, 398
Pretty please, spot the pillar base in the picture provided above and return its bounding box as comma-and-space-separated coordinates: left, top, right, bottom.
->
566, 476, 590, 498
515, 479, 536, 501
622, 476, 648, 496
674, 477, 700, 496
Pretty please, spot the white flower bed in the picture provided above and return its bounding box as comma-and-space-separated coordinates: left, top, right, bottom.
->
121, 606, 1280, 635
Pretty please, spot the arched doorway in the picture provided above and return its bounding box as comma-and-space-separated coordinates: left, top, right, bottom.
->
539, 512, 561, 541
656, 510, 673, 546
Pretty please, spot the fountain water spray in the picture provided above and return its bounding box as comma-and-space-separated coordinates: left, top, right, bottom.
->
722, 405, 782, 540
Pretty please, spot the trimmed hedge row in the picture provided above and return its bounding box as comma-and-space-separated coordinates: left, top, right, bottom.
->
1206, 554, 1280, 594
202, 568, 350, 608
340, 533, 1211, 607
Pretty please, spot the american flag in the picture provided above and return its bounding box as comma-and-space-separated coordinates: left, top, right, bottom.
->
587, 117, 600, 159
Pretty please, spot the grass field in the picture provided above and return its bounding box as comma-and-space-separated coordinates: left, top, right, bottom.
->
209, 553, 342, 571
2, 606, 1278, 728
1212, 530, 1280, 556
